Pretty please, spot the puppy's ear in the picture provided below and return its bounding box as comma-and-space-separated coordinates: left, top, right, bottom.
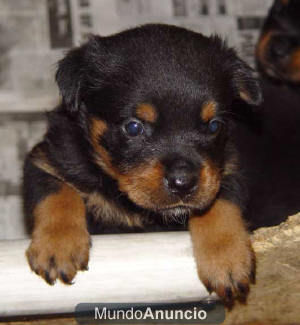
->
56, 46, 85, 113
55, 36, 102, 113
232, 58, 263, 106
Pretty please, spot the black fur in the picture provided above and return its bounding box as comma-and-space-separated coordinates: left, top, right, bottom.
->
241, 79, 300, 229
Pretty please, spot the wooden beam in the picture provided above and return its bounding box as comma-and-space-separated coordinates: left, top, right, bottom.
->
0, 232, 209, 317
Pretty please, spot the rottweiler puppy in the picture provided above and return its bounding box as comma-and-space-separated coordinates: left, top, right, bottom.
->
256, 0, 300, 84
23, 24, 262, 306
243, 0, 300, 229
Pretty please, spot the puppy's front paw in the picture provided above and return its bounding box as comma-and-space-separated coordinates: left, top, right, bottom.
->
189, 199, 256, 307
195, 238, 255, 307
26, 227, 90, 285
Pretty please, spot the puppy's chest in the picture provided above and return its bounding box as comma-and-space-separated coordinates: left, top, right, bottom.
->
83, 192, 187, 233
83, 192, 147, 229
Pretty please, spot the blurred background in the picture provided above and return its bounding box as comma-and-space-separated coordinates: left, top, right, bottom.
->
0, 0, 273, 240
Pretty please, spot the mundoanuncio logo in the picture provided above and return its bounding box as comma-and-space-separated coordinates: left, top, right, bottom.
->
75, 300, 225, 324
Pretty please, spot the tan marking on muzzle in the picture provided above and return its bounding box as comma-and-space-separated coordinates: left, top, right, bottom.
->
118, 160, 166, 209
194, 159, 221, 208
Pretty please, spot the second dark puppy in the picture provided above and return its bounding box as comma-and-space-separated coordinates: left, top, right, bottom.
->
256, 0, 300, 84
243, 0, 300, 229
23, 24, 262, 306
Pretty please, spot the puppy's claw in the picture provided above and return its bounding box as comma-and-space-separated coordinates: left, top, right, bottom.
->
222, 287, 234, 309
236, 282, 250, 303
80, 263, 89, 271
237, 282, 249, 296
224, 287, 233, 301
44, 271, 55, 285
250, 268, 256, 284
59, 271, 74, 285
203, 280, 213, 294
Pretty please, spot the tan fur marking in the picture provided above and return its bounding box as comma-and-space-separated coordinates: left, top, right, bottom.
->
201, 101, 216, 122
136, 103, 157, 123
189, 200, 248, 255
93, 118, 107, 132
26, 183, 90, 284
90, 118, 119, 178
193, 159, 221, 209
189, 199, 255, 303
118, 160, 166, 209
33, 184, 86, 231
85, 192, 144, 228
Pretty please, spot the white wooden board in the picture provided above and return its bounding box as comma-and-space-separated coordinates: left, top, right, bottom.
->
0, 231, 210, 317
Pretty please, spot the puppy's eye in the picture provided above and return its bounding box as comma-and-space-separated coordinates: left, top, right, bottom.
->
208, 119, 222, 134
124, 120, 144, 137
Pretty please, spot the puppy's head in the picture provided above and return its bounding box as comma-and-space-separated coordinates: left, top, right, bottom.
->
56, 24, 261, 216
256, 0, 300, 83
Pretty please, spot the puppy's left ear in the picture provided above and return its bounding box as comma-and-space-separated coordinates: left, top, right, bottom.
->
55, 35, 102, 113
56, 45, 85, 113
232, 58, 263, 106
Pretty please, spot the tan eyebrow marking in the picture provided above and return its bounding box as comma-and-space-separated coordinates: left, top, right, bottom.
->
201, 101, 217, 122
136, 103, 157, 123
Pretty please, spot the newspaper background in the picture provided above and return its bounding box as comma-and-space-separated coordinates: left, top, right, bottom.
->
0, 0, 273, 239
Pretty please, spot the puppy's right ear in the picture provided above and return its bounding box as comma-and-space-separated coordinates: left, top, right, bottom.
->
56, 36, 102, 113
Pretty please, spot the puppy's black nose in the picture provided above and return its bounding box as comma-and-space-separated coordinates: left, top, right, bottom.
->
164, 159, 198, 197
